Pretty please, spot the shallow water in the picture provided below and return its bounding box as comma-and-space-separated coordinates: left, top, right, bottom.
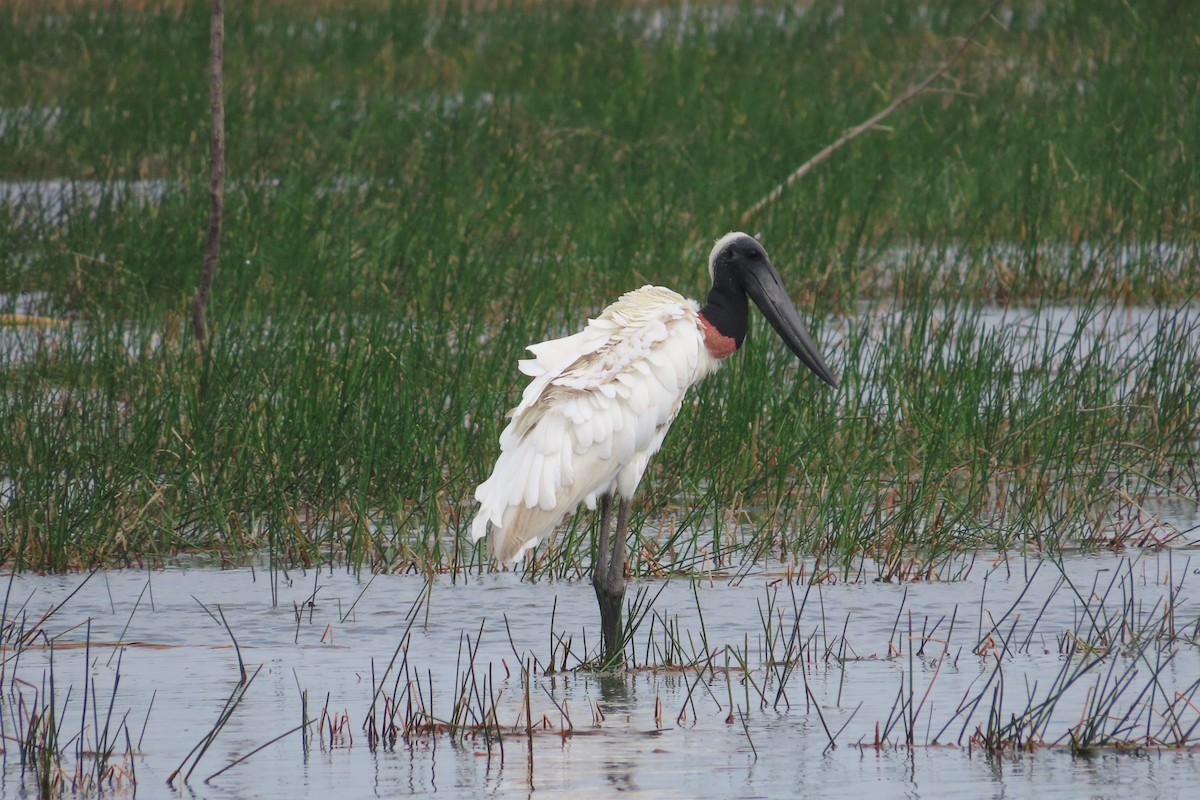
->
3, 545, 1200, 799
0, 178, 169, 227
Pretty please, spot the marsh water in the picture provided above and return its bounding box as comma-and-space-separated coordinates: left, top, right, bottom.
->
5, 245, 1200, 796
5, 180, 1200, 795
3, 498, 1199, 799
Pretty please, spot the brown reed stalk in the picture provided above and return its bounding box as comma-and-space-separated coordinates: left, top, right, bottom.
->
739, 0, 1005, 225
191, 0, 225, 358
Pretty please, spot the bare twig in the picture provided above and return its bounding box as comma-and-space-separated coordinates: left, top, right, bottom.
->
740, 0, 1004, 225
216, 605, 247, 685
192, 0, 225, 357
166, 664, 262, 786
11, 569, 99, 653
204, 720, 314, 782
191, 596, 247, 684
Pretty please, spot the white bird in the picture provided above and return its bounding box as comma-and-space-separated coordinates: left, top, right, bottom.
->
472, 232, 837, 662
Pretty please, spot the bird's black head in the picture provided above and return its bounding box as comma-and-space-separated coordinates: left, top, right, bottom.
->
708, 232, 770, 293
702, 231, 838, 388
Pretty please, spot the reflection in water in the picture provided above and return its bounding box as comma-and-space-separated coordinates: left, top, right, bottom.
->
598, 672, 632, 708
597, 673, 637, 794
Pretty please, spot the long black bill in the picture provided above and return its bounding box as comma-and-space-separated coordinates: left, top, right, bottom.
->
744, 260, 838, 388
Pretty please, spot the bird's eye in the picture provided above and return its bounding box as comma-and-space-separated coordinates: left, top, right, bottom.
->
745, 249, 761, 260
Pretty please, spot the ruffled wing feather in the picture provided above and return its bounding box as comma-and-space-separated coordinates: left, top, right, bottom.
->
472, 286, 718, 561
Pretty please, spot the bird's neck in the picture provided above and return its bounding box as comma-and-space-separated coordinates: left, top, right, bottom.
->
698, 286, 748, 359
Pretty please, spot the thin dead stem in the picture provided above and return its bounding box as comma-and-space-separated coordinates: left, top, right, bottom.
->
740, 0, 1005, 225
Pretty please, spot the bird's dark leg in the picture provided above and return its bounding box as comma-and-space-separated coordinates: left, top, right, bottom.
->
593, 497, 630, 666
593, 493, 613, 587
592, 493, 619, 664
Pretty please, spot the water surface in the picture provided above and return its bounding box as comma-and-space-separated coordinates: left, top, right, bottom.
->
3, 542, 1199, 798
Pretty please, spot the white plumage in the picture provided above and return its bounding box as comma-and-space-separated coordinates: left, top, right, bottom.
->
472, 285, 722, 561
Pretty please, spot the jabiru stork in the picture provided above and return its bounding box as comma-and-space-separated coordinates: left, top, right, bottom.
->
472, 232, 837, 663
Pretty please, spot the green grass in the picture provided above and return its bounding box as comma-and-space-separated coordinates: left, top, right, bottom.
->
1, 0, 1198, 574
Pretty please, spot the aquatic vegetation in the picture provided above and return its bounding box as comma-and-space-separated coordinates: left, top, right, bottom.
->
0, 0, 1197, 587
5, 2, 1200, 796
2, 554, 1200, 796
